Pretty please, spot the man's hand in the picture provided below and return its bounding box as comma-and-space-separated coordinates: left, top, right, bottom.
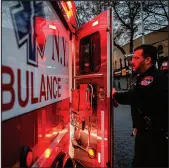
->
112, 88, 118, 108
132, 128, 137, 136
112, 88, 117, 97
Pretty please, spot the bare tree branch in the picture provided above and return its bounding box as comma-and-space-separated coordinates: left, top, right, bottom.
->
159, 0, 169, 20
114, 41, 126, 55
113, 7, 131, 30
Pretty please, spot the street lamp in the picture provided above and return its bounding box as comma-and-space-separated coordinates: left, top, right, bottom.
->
140, 0, 144, 44
138, 1, 145, 44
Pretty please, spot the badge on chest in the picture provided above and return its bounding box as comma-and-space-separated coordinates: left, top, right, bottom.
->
140, 76, 154, 86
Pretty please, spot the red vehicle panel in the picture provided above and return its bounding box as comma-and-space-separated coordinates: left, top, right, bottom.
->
1, 1, 113, 167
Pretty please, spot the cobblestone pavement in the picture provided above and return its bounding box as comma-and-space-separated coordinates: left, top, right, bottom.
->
114, 105, 135, 168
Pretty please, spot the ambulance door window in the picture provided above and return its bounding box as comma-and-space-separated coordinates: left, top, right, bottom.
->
91, 32, 101, 72
79, 32, 101, 74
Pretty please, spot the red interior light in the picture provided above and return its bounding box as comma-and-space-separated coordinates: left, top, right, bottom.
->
87, 148, 96, 159
66, 1, 72, 10
44, 148, 51, 159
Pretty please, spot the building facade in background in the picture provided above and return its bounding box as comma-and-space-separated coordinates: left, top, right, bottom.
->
113, 26, 168, 90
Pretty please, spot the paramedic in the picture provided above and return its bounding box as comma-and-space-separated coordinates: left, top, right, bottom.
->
112, 44, 168, 167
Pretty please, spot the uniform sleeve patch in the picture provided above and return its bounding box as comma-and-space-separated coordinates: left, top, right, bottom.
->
140, 76, 154, 86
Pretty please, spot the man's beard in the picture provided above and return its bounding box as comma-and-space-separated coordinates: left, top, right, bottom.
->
135, 61, 146, 74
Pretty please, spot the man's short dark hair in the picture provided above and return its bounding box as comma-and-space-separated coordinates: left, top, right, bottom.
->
134, 44, 157, 64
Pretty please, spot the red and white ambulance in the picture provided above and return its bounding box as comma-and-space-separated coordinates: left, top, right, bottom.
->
2, 1, 114, 167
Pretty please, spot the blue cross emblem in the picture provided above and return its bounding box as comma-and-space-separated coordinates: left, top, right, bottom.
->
10, 1, 45, 66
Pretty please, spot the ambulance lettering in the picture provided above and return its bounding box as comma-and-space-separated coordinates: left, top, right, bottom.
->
2, 65, 62, 111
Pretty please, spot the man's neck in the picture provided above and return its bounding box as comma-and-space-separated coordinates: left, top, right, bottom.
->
140, 64, 153, 74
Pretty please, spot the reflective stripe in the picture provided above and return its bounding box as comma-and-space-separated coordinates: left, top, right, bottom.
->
101, 110, 105, 167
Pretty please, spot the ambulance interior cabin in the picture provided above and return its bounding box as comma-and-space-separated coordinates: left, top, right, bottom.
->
70, 31, 102, 165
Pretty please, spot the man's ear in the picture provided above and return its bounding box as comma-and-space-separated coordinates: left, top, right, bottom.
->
145, 56, 151, 65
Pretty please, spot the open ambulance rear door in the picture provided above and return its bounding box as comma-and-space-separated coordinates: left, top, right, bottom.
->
70, 8, 114, 167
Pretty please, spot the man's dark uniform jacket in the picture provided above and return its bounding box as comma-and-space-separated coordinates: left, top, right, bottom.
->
114, 65, 168, 132
114, 65, 168, 167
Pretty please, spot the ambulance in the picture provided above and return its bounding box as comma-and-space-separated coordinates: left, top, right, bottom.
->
2, 1, 114, 167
